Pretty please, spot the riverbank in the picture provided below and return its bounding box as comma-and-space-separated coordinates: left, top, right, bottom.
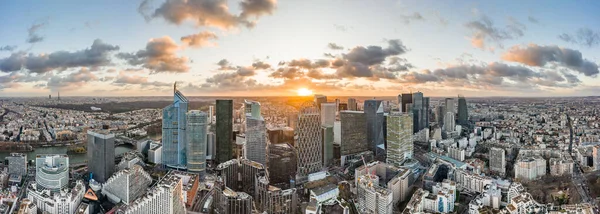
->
0, 144, 135, 165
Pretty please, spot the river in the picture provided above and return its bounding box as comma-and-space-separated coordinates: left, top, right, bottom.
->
0, 144, 135, 165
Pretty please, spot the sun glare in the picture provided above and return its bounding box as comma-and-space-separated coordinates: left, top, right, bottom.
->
297, 88, 313, 96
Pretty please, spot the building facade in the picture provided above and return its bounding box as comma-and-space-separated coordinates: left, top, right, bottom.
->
489, 147, 506, 175
35, 154, 69, 191
27, 180, 85, 214
216, 100, 234, 164
295, 102, 323, 176
245, 100, 267, 166
340, 111, 368, 156
87, 130, 115, 183
162, 85, 189, 168
116, 171, 187, 214
364, 100, 385, 156
6, 153, 27, 177
186, 110, 208, 177
102, 165, 152, 205
386, 112, 413, 167
457, 96, 468, 127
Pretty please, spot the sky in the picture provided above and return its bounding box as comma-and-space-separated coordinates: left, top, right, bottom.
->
0, 0, 599, 97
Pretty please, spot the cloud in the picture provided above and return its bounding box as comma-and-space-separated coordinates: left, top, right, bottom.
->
327, 43, 344, 50
180, 31, 218, 48
117, 36, 189, 73
400, 12, 424, 24
46, 68, 99, 89
465, 15, 525, 49
142, 0, 277, 29
333, 24, 349, 32
251, 61, 271, 69
558, 28, 600, 48
112, 72, 171, 87
343, 39, 407, 66
0, 39, 119, 73
0, 46, 17, 52
502, 44, 599, 76
27, 22, 47, 43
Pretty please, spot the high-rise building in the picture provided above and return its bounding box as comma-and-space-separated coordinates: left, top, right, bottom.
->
444, 112, 455, 133
340, 111, 368, 156
445, 98, 455, 117
162, 84, 189, 168
314, 95, 327, 110
102, 165, 152, 205
401, 93, 413, 113
356, 175, 393, 214
423, 97, 430, 130
216, 100, 234, 164
386, 112, 413, 167
457, 96, 468, 127
268, 143, 297, 184
87, 130, 115, 183
320, 103, 336, 127
295, 102, 322, 176
489, 147, 506, 175
35, 154, 69, 191
594, 146, 600, 171
322, 126, 334, 167
412, 92, 424, 133
209, 105, 214, 124
436, 105, 445, 128
115, 171, 187, 214
364, 100, 385, 156
186, 110, 208, 178
5, 153, 27, 176
348, 98, 357, 111
245, 100, 267, 165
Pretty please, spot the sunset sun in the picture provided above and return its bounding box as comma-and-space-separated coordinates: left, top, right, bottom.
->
297, 88, 313, 96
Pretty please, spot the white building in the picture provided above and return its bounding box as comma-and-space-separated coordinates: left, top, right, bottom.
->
35, 154, 69, 191
448, 147, 465, 161
27, 180, 85, 214
102, 165, 153, 205
148, 143, 162, 164
355, 161, 412, 205
356, 175, 393, 214
593, 145, 600, 171
514, 157, 546, 181
454, 169, 492, 194
116, 171, 187, 214
444, 112, 455, 133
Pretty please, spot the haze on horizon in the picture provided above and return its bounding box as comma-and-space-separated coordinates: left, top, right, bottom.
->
0, 0, 599, 97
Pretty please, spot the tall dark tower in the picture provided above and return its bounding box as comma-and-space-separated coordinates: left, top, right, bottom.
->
401, 93, 412, 113
458, 96, 468, 127
567, 114, 573, 153
216, 100, 234, 164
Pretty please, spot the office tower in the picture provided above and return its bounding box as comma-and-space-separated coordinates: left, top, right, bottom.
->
6, 153, 27, 176
348, 98, 357, 111
356, 175, 393, 214
444, 112, 455, 132
256, 173, 298, 214
314, 94, 327, 110
335, 99, 340, 112
445, 98, 456, 116
364, 100, 385, 156
322, 126, 334, 167
338, 103, 348, 111
245, 100, 267, 165
295, 102, 322, 176
412, 108, 420, 134
436, 105, 445, 127
490, 147, 506, 175
386, 112, 413, 167
457, 96, 468, 127
87, 130, 115, 183
412, 92, 423, 128
424, 97, 430, 129
268, 143, 297, 184
162, 84, 189, 168
397, 94, 402, 109
401, 93, 413, 113
27, 180, 85, 214
102, 165, 152, 205
216, 100, 234, 164
209, 105, 214, 124
320, 103, 336, 127
116, 171, 187, 214
340, 111, 368, 156
187, 110, 208, 178
35, 154, 69, 191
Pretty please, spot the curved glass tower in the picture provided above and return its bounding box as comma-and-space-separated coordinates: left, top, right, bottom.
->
162, 83, 189, 168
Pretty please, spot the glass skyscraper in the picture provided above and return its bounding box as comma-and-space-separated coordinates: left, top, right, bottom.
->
457, 96, 468, 127
245, 100, 267, 165
162, 84, 189, 168
87, 130, 115, 183
186, 110, 207, 179
216, 99, 234, 164
364, 100, 384, 156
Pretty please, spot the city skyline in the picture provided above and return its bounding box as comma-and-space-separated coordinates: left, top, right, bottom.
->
0, 0, 599, 97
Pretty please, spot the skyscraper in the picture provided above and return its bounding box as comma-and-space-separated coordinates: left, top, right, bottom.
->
489, 147, 506, 175
445, 98, 456, 116
348, 98, 357, 111
162, 84, 189, 168
320, 103, 336, 127
295, 102, 322, 176
186, 110, 207, 178
457, 96, 468, 127
245, 100, 267, 165
35, 154, 69, 191
87, 130, 115, 183
424, 97, 430, 130
208, 105, 214, 124
401, 93, 413, 113
386, 112, 413, 167
412, 92, 423, 132
364, 100, 384, 156
340, 111, 368, 156
314, 94, 327, 110
444, 112, 455, 132
216, 100, 234, 164
5, 153, 27, 176
436, 105, 445, 128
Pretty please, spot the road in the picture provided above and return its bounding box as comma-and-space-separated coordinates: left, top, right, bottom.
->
571, 155, 598, 210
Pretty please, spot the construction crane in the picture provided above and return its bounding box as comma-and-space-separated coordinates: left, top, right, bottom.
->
360, 155, 374, 187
